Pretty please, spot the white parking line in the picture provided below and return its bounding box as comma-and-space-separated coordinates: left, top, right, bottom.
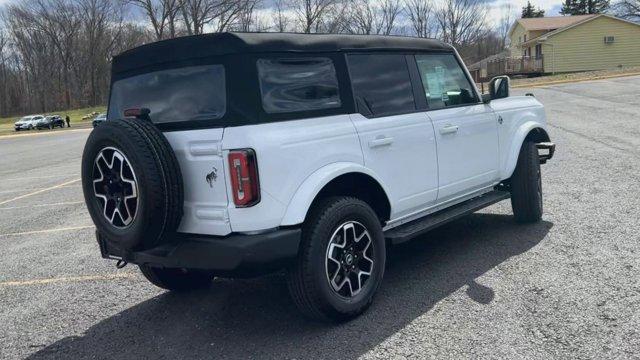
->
0, 201, 84, 211
2, 175, 80, 181
0, 185, 80, 194
0, 178, 80, 206
0, 272, 135, 287
0, 225, 94, 237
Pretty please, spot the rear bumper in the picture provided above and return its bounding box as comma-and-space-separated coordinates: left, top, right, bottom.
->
97, 228, 301, 276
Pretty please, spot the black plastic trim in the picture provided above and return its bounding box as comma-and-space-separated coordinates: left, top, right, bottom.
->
97, 228, 302, 276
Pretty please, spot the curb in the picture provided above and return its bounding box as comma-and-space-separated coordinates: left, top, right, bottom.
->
511, 71, 640, 89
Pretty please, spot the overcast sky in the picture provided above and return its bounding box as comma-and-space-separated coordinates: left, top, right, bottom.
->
0, 0, 565, 27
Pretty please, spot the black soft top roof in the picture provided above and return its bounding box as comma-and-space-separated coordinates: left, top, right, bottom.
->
112, 32, 453, 74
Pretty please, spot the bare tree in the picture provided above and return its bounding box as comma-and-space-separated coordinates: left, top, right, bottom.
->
129, 0, 180, 40
346, 0, 401, 35
405, 0, 438, 38
290, 0, 340, 33
233, 0, 265, 31
0, 0, 149, 116
497, 3, 514, 49
0, 27, 8, 116
272, 0, 291, 32
615, 0, 640, 18
436, 0, 488, 47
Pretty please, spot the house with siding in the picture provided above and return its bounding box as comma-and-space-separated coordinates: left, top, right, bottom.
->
508, 14, 640, 74
469, 14, 640, 80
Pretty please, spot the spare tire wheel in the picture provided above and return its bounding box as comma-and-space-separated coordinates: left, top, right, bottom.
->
81, 118, 183, 251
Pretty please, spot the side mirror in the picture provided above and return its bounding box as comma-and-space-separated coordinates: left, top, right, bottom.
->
488, 75, 510, 101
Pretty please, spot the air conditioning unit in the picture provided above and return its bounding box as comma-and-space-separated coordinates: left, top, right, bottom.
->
604, 36, 615, 44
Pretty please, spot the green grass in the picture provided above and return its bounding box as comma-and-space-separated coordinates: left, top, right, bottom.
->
0, 106, 106, 135
0, 106, 107, 125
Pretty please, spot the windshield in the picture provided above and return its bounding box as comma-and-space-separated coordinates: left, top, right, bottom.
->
18, 117, 32, 122
108, 64, 226, 124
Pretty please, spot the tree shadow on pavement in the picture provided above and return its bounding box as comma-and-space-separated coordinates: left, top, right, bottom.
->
28, 213, 552, 359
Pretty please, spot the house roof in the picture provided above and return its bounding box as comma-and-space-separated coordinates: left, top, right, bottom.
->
518, 14, 640, 46
112, 32, 453, 75
517, 14, 596, 32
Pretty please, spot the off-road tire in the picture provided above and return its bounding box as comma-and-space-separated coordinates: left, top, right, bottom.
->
81, 118, 183, 251
286, 196, 386, 322
139, 265, 212, 292
511, 141, 543, 223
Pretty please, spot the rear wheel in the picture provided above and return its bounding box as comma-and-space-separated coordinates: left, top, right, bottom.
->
139, 265, 212, 292
287, 196, 386, 322
511, 141, 543, 223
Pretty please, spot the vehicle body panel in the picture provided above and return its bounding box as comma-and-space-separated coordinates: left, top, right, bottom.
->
489, 96, 548, 179
163, 129, 232, 236
427, 103, 501, 202
222, 115, 363, 233
349, 112, 439, 219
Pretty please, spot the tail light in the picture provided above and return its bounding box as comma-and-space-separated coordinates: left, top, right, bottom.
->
228, 149, 260, 207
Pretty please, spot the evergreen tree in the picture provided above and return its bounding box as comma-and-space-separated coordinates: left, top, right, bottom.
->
560, 0, 575, 15
522, 1, 546, 17
560, 0, 609, 14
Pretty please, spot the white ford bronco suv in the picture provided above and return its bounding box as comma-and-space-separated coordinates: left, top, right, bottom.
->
82, 32, 555, 322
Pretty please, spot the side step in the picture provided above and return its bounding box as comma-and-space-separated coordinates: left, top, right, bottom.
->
384, 190, 511, 245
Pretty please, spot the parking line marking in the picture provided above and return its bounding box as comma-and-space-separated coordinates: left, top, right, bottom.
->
0, 178, 81, 206
0, 225, 94, 237
0, 185, 80, 194
2, 175, 80, 181
0, 201, 84, 211
0, 273, 135, 287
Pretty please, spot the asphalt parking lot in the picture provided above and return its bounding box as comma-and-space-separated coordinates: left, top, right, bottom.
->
1, 76, 639, 359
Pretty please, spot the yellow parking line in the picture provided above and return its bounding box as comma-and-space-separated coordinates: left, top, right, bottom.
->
0, 225, 94, 237
0, 178, 80, 206
0, 201, 84, 211
0, 272, 136, 287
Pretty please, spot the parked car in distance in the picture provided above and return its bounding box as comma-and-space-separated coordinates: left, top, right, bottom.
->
92, 113, 107, 127
14, 115, 44, 131
82, 33, 555, 322
82, 112, 100, 120
36, 115, 65, 130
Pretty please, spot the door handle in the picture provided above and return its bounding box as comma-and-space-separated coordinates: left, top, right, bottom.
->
368, 136, 394, 148
440, 124, 459, 135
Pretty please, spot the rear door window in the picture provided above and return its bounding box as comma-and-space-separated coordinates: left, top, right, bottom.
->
347, 54, 416, 117
108, 64, 226, 124
257, 57, 341, 114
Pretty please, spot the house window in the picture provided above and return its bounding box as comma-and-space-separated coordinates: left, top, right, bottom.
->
604, 36, 615, 44
535, 44, 542, 59
519, 36, 522, 44
524, 34, 527, 42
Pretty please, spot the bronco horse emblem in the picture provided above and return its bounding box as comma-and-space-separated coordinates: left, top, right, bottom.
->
205, 167, 218, 187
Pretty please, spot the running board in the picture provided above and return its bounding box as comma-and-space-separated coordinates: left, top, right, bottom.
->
384, 190, 511, 245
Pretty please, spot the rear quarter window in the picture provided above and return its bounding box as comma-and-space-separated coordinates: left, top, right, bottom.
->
108, 65, 226, 124
257, 57, 341, 114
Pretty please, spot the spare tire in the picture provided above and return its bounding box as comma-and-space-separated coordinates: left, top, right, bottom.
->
81, 118, 183, 251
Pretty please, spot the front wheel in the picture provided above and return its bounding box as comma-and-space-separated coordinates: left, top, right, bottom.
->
287, 196, 386, 322
511, 141, 543, 223
139, 265, 212, 292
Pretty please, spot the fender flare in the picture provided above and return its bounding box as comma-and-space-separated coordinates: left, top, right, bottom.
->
502, 122, 550, 179
280, 162, 392, 226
